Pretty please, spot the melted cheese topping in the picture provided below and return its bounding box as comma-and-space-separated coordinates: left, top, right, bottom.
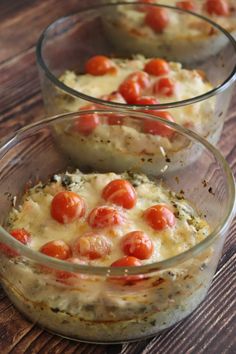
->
7, 170, 209, 266
59, 56, 214, 132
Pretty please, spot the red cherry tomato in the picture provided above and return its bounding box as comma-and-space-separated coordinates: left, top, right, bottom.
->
85, 55, 116, 76
119, 79, 142, 104
145, 8, 169, 33
88, 206, 124, 228
51, 191, 86, 224
73, 105, 100, 135
205, 0, 229, 16
73, 232, 111, 260
122, 231, 154, 260
56, 257, 87, 282
110, 256, 143, 283
10, 229, 31, 245
142, 110, 175, 137
153, 77, 175, 96
107, 114, 124, 126
100, 93, 126, 125
144, 59, 169, 76
40, 240, 72, 260
102, 179, 137, 209
176, 1, 196, 11
134, 96, 159, 105
74, 114, 100, 135
0, 228, 31, 257
127, 71, 150, 89
111, 256, 142, 267
144, 204, 175, 230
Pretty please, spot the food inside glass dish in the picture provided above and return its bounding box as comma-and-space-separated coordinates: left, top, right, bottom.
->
118, 0, 236, 34
5, 170, 210, 266
58, 55, 216, 141
103, 0, 236, 54
0, 111, 235, 343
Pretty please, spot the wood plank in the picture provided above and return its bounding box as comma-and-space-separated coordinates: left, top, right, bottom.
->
0, 0, 97, 64
0, 48, 41, 116
0, 305, 35, 354
0, 0, 38, 18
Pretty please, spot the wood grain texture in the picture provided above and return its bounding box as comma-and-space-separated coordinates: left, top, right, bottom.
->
0, 1, 235, 353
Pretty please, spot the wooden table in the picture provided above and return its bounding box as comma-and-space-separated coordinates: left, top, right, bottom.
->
0, 1, 235, 353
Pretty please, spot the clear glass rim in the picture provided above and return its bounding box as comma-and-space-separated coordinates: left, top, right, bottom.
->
0, 109, 235, 275
36, 1, 236, 110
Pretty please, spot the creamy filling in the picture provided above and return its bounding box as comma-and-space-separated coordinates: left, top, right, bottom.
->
59, 56, 214, 131
7, 170, 209, 266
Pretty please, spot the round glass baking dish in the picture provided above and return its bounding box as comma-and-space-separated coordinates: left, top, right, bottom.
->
36, 2, 236, 145
0, 110, 235, 343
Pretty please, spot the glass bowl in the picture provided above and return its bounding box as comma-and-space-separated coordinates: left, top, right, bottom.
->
36, 2, 236, 145
0, 110, 235, 343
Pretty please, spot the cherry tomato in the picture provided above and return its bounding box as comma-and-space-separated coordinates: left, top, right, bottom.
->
119, 79, 141, 104
56, 257, 87, 282
88, 206, 124, 228
51, 191, 86, 224
144, 204, 175, 230
109, 256, 144, 283
40, 240, 72, 259
205, 0, 229, 16
134, 96, 159, 105
73, 105, 100, 135
153, 77, 175, 96
101, 93, 126, 125
73, 232, 111, 260
0, 228, 31, 257
111, 256, 142, 267
74, 113, 99, 135
102, 179, 137, 209
85, 55, 116, 76
107, 114, 124, 126
122, 231, 154, 260
176, 1, 196, 11
10, 229, 31, 245
145, 8, 169, 33
127, 71, 150, 89
142, 110, 175, 137
144, 58, 169, 76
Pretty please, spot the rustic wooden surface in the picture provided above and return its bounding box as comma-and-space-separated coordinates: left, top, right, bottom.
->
0, 1, 235, 353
